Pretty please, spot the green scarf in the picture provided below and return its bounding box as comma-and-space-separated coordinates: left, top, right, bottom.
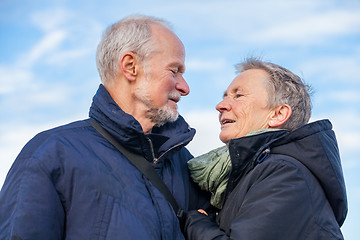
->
188, 145, 230, 209
188, 129, 279, 209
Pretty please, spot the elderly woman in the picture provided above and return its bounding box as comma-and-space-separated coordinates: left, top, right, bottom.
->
185, 58, 347, 239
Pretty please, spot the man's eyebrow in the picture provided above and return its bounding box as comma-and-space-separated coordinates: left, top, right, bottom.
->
169, 62, 185, 71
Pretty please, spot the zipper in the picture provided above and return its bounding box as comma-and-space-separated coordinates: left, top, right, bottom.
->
146, 137, 184, 164
146, 137, 158, 163
257, 148, 270, 163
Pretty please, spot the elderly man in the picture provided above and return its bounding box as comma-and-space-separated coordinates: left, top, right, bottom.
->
0, 15, 208, 239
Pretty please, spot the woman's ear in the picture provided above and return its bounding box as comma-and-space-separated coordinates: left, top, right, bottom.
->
268, 104, 292, 128
120, 52, 138, 82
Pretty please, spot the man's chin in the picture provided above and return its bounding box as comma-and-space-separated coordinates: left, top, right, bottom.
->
162, 109, 179, 123
149, 107, 179, 127
168, 101, 178, 111
164, 104, 179, 121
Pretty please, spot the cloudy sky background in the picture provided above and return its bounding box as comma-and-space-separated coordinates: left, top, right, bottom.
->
1, 0, 359, 238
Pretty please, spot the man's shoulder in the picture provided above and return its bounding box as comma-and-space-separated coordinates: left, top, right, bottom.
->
36, 119, 90, 139
19, 119, 91, 158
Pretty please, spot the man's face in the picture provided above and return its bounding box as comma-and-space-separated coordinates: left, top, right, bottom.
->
216, 69, 274, 144
135, 24, 189, 126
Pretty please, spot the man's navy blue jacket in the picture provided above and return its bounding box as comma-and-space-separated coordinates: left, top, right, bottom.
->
0, 84, 208, 239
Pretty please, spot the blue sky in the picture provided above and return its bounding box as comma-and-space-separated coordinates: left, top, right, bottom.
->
1, 0, 359, 238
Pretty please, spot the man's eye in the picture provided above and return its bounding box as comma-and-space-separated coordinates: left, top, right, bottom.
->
170, 69, 178, 74
235, 94, 243, 98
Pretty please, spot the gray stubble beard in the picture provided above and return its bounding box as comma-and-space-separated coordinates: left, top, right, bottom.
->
135, 78, 180, 127
146, 102, 179, 126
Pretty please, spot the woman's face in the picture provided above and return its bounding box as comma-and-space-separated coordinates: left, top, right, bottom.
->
216, 69, 275, 144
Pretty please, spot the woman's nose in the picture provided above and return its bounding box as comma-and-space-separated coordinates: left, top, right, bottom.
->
216, 98, 231, 112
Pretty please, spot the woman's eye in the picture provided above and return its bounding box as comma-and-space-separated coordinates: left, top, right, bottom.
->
171, 69, 178, 74
235, 94, 243, 98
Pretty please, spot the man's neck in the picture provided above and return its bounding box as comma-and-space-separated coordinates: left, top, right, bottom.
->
137, 118, 154, 134
105, 83, 155, 134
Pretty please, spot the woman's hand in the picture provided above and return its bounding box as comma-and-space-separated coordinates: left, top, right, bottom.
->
197, 209, 208, 216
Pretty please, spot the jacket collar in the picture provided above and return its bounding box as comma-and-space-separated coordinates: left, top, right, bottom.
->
226, 120, 347, 226
226, 130, 289, 193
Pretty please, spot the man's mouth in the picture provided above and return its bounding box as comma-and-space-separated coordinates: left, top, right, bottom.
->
169, 97, 180, 103
169, 92, 181, 104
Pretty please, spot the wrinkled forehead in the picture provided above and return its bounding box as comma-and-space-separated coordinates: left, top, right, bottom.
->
223, 69, 271, 96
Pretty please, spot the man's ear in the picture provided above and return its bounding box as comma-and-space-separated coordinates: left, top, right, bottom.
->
268, 104, 292, 128
120, 52, 138, 81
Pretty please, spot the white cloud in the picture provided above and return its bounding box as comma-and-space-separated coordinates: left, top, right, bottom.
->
319, 90, 360, 103
312, 109, 360, 168
355, 187, 360, 200
26, 84, 73, 104
0, 62, 72, 110
249, 10, 360, 44
14, 8, 82, 68
31, 8, 74, 32
184, 110, 224, 156
0, 7, 99, 106
337, 130, 360, 155
45, 48, 90, 65
300, 55, 360, 83
19, 30, 68, 68
186, 58, 227, 71
15, 8, 101, 69
0, 66, 33, 94
330, 112, 360, 151
163, 0, 360, 47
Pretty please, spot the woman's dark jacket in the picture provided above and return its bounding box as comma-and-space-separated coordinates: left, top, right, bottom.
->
185, 120, 347, 240
0, 84, 208, 239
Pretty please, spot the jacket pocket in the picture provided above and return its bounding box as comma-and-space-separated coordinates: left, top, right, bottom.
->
92, 192, 115, 240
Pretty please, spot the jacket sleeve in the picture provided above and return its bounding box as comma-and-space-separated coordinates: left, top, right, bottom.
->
185, 158, 316, 240
0, 156, 65, 239
185, 210, 228, 240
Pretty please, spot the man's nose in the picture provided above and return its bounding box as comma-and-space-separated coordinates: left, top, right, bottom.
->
176, 76, 190, 96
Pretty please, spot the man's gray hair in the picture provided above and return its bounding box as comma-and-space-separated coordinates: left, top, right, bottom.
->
96, 15, 172, 86
236, 58, 312, 130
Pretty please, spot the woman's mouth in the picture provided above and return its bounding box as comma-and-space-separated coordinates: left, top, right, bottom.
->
221, 119, 235, 126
